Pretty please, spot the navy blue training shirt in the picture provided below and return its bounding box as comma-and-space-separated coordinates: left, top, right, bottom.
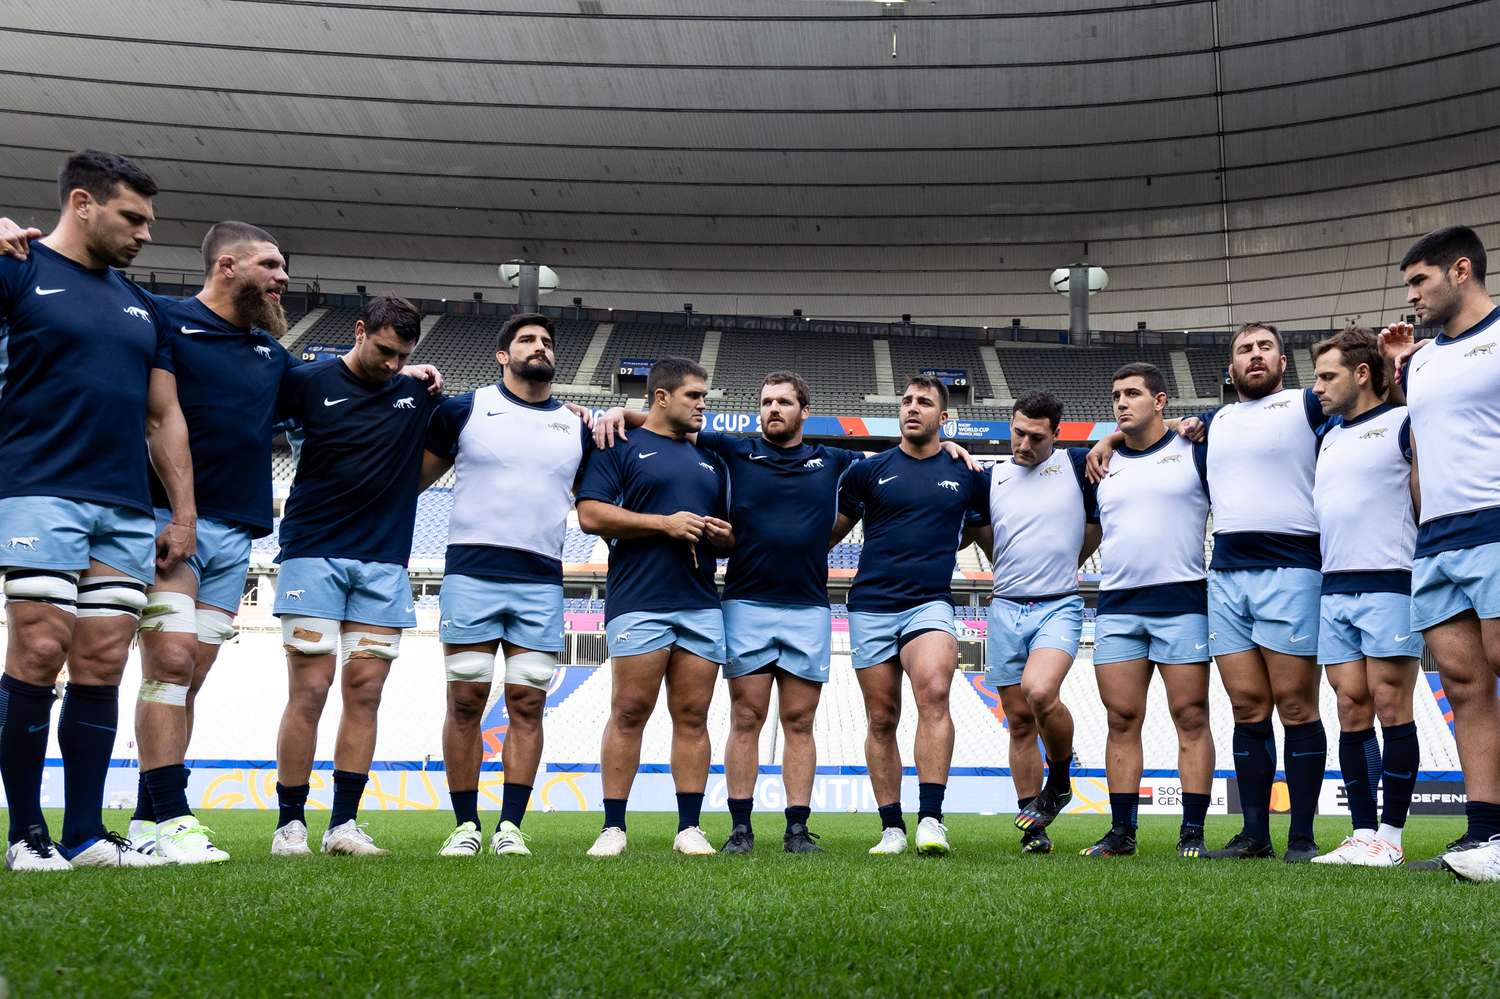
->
575, 427, 729, 623
148, 295, 297, 537
275, 359, 437, 565
696, 431, 860, 607
0, 242, 173, 515
837, 447, 991, 613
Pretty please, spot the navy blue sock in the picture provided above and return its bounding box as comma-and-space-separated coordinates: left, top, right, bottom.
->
1338, 727, 1380, 831
499, 782, 531, 828
728, 796, 754, 831
918, 782, 946, 822
1284, 720, 1327, 840
276, 782, 309, 828
144, 764, 191, 823
328, 769, 367, 829
1380, 721, 1419, 829
58, 682, 118, 849
0, 674, 56, 844
602, 797, 627, 831
784, 805, 810, 833
1109, 792, 1138, 831
1044, 756, 1072, 796
878, 802, 906, 832
1181, 791, 1210, 833
676, 791, 704, 832
1017, 794, 1037, 813
450, 789, 479, 828
131, 770, 154, 822
1232, 719, 1276, 841
1466, 800, 1500, 842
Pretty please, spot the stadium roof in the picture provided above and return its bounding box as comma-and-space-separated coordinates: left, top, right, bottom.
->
2, 0, 1496, 330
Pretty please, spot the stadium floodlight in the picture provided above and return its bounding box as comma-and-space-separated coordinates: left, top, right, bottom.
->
1048, 266, 1109, 296
500, 260, 559, 312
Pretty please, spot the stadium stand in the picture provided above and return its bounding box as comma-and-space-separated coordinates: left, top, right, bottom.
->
553, 319, 599, 384
993, 345, 1185, 421
591, 324, 706, 387
711, 328, 878, 411
287, 307, 360, 351
887, 335, 994, 400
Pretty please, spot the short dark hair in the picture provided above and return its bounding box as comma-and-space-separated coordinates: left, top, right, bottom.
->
647, 355, 707, 399
1012, 390, 1064, 431
359, 293, 422, 344
1111, 361, 1168, 398
1232, 321, 1283, 355
498, 312, 554, 354
1400, 225, 1487, 282
1313, 327, 1387, 397
58, 149, 157, 207
904, 373, 948, 410
200, 221, 278, 274
760, 370, 810, 408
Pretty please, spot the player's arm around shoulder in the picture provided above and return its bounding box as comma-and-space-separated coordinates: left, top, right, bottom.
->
830, 457, 870, 548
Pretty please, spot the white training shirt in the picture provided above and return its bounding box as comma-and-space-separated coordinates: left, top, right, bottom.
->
1095, 430, 1210, 614
1314, 402, 1415, 594
986, 447, 1094, 600
1405, 305, 1500, 558
1204, 386, 1324, 571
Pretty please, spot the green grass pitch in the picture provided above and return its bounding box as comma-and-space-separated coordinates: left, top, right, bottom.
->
2, 810, 1496, 998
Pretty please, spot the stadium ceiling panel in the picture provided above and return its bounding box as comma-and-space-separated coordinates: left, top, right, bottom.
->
0, 0, 1494, 329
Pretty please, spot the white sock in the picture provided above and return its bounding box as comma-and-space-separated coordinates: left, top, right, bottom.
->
127, 818, 155, 837
1376, 822, 1403, 847
1352, 827, 1376, 841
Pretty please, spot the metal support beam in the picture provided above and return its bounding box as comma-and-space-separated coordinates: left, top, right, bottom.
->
1069, 264, 1090, 346
516, 262, 541, 313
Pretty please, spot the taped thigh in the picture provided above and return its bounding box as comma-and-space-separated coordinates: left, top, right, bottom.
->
342, 630, 401, 662
3, 568, 80, 614
445, 650, 496, 683
77, 575, 149, 618
504, 650, 558, 691
138, 590, 198, 634
281, 616, 340, 656
195, 608, 237, 646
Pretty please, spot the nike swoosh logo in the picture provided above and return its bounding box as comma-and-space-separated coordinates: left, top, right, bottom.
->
638, 452, 657, 459
323, 398, 349, 407
27, 723, 48, 733
404, 605, 414, 613
749, 454, 768, 460
486, 410, 506, 417
1107, 470, 1122, 477
1393, 634, 1411, 642
1290, 751, 1323, 758
78, 721, 117, 733
1383, 770, 1414, 780
180, 326, 207, 335
34, 286, 64, 296
878, 475, 898, 485
1194, 643, 1208, 650
1289, 634, 1309, 643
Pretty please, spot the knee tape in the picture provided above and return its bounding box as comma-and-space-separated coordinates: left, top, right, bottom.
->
281, 616, 340, 656
139, 679, 189, 706
77, 575, 149, 618
3, 569, 80, 613
342, 630, 401, 662
196, 608, 237, 646
138, 591, 198, 634
445, 650, 496, 683
504, 650, 558, 691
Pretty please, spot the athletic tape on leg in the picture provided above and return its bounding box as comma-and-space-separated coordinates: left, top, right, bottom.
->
341, 631, 401, 661
77, 575, 149, 618
138, 679, 189, 706
138, 590, 197, 633
445, 650, 495, 683
281, 616, 340, 656
504, 650, 558, 691
196, 608, 236, 645
3, 568, 79, 613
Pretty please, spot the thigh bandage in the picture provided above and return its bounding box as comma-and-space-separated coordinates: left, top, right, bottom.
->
281, 616, 340, 656
138, 679, 189, 706
341, 630, 401, 662
77, 575, 149, 619
139, 591, 198, 634
196, 608, 237, 646
3, 569, 80, 613
445, 650, 496, 683
504, 650, 558, 691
